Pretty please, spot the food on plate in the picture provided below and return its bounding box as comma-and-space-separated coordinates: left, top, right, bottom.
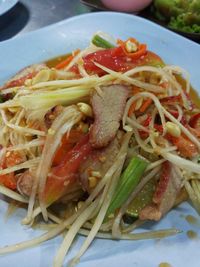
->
153, 0, 200, 33
0, 32, 200, 267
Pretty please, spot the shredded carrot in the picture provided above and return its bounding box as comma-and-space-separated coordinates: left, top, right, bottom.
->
140, 98, 152, 113
55, 55, 73, 70
55, 49, 80, 69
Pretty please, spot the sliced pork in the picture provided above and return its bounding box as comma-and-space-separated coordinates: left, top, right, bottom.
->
89, 84, 130, 148
139, 161, 183, 221
79, 137, 120, 192
17, 171, 34, 197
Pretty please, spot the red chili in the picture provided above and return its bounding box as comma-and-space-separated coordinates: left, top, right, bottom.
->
139, 115, 152, 139
166, 134, 198, 158
154, 124, 163, 133
189, 113, 200, 129
160, 95, 182, 105
153, 161, 171, 204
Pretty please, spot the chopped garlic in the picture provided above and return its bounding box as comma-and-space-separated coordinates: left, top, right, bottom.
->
24, 79, 32, 86
88, 176, 97, 188
48, 128, 55, 135
99, 156, 106, 162
91, 171, 101, 178
165, 122, 181, 137
125, 40, 138, 53
153, 131, 159, 138
124, 125, 133, 132
77, 201, 84, 209
77, 102, 93, 117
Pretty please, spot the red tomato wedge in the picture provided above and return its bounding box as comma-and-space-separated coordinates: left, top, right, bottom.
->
3, 72, 37, 89
0, 151, 24, 190
71, 47, 164, 76
41, 134, 92, 205
0, 173, 16, 190
52, 129, 84, 166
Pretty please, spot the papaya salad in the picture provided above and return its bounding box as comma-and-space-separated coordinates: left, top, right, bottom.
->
0, 32, 200, 267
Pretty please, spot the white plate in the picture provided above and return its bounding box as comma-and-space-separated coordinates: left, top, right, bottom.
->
0, 0, 18, 16
0, 12, 200, 267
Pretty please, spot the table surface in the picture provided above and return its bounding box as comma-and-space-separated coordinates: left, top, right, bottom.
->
0, 0, 91, 41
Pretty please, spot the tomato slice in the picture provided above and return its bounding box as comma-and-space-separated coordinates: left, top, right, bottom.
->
42, 134, 92, 204
0, 173, 17, 190
0, 151, 24, 190
52, 129, 84, 166
3, 72, 37, 90
71, 47, 164, 76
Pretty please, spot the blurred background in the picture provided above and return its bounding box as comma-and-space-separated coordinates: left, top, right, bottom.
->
0, 0, 200, 42
0, 0, 90, 41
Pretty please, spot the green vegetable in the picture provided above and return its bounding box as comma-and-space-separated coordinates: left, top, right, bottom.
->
126, 178, 157, 218
18, 86, 91, 110
107, 156, 149, 217
154, 0, 183, 20
0, 95, 3, 103
153, 0, 200, 33
169, 15, 200, 33
92, 34, 115, 49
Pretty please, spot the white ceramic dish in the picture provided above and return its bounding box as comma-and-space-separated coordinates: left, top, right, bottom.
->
0, 12, 200, 267
0, 0, 18, 16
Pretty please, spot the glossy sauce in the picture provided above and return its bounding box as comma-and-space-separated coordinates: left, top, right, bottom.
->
159, 263, 172, 267
187, 230, 198, 239
176, 75, 200, 108
185, 215, 200, 227
45, 54, 71, 68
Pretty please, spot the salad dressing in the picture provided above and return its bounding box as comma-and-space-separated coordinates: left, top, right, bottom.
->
187, 230, 198, 239
176, 75, 200, 108
45, 54, 71, 68
185, 215, 200, 227
159, 263, 172, 267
